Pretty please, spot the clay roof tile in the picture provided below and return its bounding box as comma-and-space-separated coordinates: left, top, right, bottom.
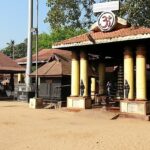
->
0, 52, 25, 73
53, 27, 150, 48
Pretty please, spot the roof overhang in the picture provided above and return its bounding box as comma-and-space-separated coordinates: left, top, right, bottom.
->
30, 74, 68, 77
0, 70, 25, 74
17, 60, 47, 65
53, 33, 150, 49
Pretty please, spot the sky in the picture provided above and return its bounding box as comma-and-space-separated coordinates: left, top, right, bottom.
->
0, 0, 49, 49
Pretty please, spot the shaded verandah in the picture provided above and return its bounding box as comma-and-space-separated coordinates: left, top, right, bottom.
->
29, 52, 97, 104
0, 52, 25, 99
52, 27, 150, 111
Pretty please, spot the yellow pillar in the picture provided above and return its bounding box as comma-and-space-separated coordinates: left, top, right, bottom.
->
80, 51, 88, 96
18, 73, 21, 83
124, 47, 134, 99
91, 77, 96, 100
136, 46, 147, 100
71, 51, 80, 96
18, 73, 23, 83
98, 63, 105, 95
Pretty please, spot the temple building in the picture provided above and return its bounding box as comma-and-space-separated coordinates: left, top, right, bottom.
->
16, 49, 96, 102
15, 49, 72, 82
52, 16, 150, 118
30, 52, 71, 101
15, 49, 72, 101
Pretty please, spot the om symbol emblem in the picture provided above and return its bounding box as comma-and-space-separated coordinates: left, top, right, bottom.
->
98, 12, 116, 32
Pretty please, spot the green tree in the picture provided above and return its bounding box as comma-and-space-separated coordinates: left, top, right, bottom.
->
32, 29, 87, 53
2, 40, 27, 59
1, 29, 86, 59
6, 40, 15, 59
38, 33, 52, 49
32, 33, 52, 52
45, 0, 97, 30
15, 42, 27, 58
31, 33, 51, 53
49, 27, 87, 46
90, 0, 150, 27
1, 47, 12, 58
119, 0, 150, 27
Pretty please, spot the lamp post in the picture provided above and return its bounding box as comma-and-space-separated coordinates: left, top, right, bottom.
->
26, 0, 33, 90
28, 0, 41, 109
26, 0, 38, 100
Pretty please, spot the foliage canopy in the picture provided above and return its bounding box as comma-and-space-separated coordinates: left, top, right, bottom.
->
45, 0, 150, 29
119, 0, 150, 27
45, 0, 96, 30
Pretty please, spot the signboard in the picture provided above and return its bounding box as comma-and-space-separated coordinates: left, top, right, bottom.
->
98, 12, 117, 32
93, 1, 119, 13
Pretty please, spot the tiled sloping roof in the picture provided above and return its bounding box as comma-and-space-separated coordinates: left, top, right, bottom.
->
53, 27, 150, 48
0, 52, 25, 73
15, 49, 71, 64
60, 59, 71, 75
30, 59, 71, 77
30, 56, 98, 77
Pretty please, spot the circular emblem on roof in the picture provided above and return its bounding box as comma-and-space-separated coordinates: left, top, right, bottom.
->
98, 12, 116, 32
